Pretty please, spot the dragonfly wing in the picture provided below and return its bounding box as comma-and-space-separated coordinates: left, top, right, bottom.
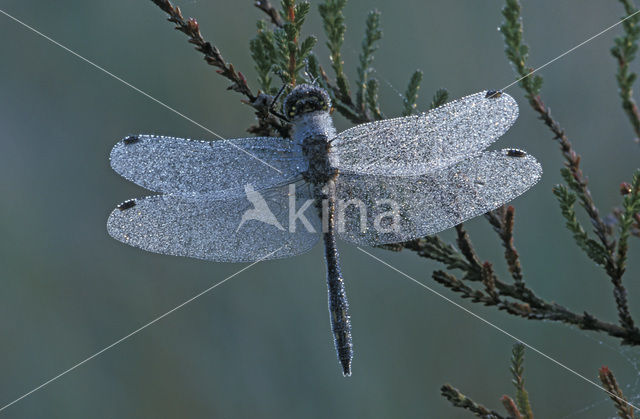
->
107, 182, 321, 262
110, 135, 307, 197
330, 91, 519, 176
334, 150, 541, 245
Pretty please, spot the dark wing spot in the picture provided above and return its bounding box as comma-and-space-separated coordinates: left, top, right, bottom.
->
485, 90, 503, 99
117, 199, 137, 211
123, 135, 140, 145
506, 148, 526, 157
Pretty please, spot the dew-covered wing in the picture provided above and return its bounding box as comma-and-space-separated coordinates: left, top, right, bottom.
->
110, 135, 306, 197
107, 183, 321, 262
333, 149, 541, 245
330, 91, 519, 176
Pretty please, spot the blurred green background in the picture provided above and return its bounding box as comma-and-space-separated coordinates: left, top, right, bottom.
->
1, 0, 639, 417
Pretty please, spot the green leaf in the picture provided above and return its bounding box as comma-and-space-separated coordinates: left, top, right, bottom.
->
365, 78, 384, 120
294, 2, 311, 30
499, 0, 543, 99
616, 170, 640, 275
510, 344, 534, 419
402, 70, 423, 116
319, 0, 350, 100
305, 53, 321, 83
553, 184, 608, 266
429, 88, 449, 110
356, 10, 383, 115
250, 21, 278, 94
297, 36, 317, 71
611, 0, 640, 141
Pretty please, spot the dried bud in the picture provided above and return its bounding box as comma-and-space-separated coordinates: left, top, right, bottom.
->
620, 182, 632, 195
187, 18, 199, 32
501, 395, 523, 419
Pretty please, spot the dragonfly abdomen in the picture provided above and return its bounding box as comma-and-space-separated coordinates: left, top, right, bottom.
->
322, 191, 353, 376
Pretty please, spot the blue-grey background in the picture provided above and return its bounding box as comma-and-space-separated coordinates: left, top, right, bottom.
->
1, 0, 639, 417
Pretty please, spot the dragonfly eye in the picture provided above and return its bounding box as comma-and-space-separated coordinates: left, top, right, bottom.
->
283, 84, 332, 118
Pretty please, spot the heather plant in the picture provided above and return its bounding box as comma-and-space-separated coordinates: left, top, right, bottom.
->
150, 0, 640, 415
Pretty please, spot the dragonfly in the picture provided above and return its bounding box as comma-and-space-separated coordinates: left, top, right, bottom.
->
107, 84, 542, 376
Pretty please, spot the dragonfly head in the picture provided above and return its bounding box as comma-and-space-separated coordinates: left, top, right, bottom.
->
283, 84, 331, 120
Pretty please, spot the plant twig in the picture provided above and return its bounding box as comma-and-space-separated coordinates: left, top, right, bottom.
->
500, 0, 638, 335
510, 344, 533, 419
150, 0, 255, 100
612, 0, 640, 144
273, 0, 315, 86
356, 10, 382, 118
319, 0, 351, 102
599, 366, 635, 419
254, 0, 284, 27
366, 78, 384, 120
441, 384, 506, 419
501, 396, 523, 419
149, 0, 290, 137
616, 172, 640, 284
485, 206, 525, 287
402, 70, 423, 116
403, 235, 640, 344
429, 88, 449, 110
250, 21, 278, 94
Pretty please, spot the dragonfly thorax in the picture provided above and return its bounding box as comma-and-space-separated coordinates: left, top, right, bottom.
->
301, 134, 336, 185
283, 85, 337, 185
283, 87, 335, 185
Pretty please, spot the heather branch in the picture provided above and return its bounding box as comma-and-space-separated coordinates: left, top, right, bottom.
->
553, 184, 608, 266
402, 233, 640, 344
482, 262, 501, 303
433, 270, 497, 306
485, 206, 525, 286
273, 0, 316, 86
356, 10, 382, 117
366, 79, 384, 120
501, 0, 612, 255
443, 344, 534, 418
316, 58, 369, 123
454, 224, 483, 271
599, 366, 635, 419
319, 0, 351, 102
254, 0, 284, 27
429, 88, 449, 110
611, 0, 640, 144
402, 70, 423, 116
150, 0, 255, 100
616, 171, 640, 280
317, 1, 385, 124
250, 21, 278, 94
501, 396, 523, 419
441, 384, 506, 418
149, 0, 290, 137
500, 0, 638, 334
510, 344, 533, 419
